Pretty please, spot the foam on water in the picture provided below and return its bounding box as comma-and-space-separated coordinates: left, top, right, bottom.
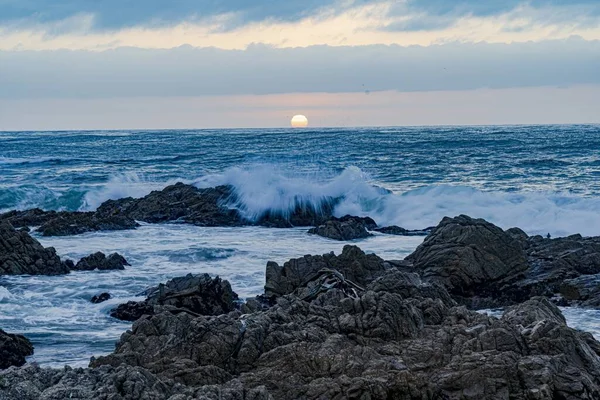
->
0, 224, 423, 367
8, 163, 600, 237
2, 126, 600, 367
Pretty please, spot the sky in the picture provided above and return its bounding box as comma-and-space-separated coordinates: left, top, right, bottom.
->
1, 0, 599, 129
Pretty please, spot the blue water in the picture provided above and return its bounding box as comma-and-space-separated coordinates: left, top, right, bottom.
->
1, 125, 600, 367
2, 125, 600, 235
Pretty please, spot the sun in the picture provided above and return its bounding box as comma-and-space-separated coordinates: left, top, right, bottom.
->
291, 115, 308, 128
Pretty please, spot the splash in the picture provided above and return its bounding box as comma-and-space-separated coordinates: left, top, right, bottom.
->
3, 164, 600, 237
81, 172, 186, 211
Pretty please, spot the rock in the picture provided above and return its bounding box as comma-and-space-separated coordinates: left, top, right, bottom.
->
37, 212, 139, 237
110, 301, 154, 322
90, 293, 111, 304
4, 246, 600, 398
560, 275, 600, 307
0, 222, 70, 275
86, 248, 600, 399
0, 364, 190, 400
110, 274, 238, 322
373, 225, 432, 236
265, 245, 388, 298
515, 234, 600, 306
307, 215, 376, 241
98, 183, 244, 227
0, 209, 139, 237
0, 183, 340, 234
255, 198, 337, 228
405, 215, 529, 304
0, 329, 34, 370
72, 252, 130, 271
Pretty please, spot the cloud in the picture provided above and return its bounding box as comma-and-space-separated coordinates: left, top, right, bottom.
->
0, 38, 599, 99
385, 0, 600, 31
0, 0, 352, 30
2, 0, 600, 34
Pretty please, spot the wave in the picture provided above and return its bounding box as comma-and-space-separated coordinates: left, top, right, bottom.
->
0, 156, 64, 165
3, 165, 600, 237
81, 173, 187, 211
191, 165, 600, 237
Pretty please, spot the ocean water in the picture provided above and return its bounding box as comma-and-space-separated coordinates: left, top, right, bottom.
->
1, 125, 600, 367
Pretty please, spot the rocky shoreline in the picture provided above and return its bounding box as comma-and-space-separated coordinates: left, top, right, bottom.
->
2, 186, 600, 398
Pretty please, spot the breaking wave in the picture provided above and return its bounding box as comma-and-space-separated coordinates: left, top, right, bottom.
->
3, 165, 600, 237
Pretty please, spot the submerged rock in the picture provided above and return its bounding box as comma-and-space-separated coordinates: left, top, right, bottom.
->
0, 329, 34, 370
90, 293, 111, 304
0, 222, 70, 276
110, 273, 238, 322
308, 215, 376, 241
72, 252, 130, 271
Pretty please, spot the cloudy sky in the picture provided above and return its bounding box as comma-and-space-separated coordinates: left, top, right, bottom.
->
1, 0, 599, 129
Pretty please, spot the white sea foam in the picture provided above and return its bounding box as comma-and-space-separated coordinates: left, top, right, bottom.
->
76, 165, 600, 237
194, 165, 600, 237
81, 172, 186, 210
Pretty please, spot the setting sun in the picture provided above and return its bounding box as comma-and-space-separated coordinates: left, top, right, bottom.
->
291, 114, 308, 128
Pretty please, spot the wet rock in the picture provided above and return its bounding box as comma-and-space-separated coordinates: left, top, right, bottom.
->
110, 301, 155, 322
90, 293, 111, 304
256, 198, 337, 228
0, 209, 139, 237
406, 215, 529, 300
265, 245, 388, 298
307, 215, 376, 241
373, 225, 433, 236
37, 212, 139, 237
98, 183, 244, 227
0, 329, 34, 370
0, 222, 70, 275
560, 275, 600, 307
0, 364, 188, 400
147, 274, 238, 315
87, 249, 600, 400
110, 274, 238, 322
72, 252, 130, 271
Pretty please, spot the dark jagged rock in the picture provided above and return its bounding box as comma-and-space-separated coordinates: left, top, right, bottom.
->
0, 222, 70, 275
560, 275, 600, 307
406, 215, 529, 302
265, 245, 387, 298
98, 183, 244, 227
256, 199, 337, 228
0, 329, 34, 370
87, 251, 600, 400
4, 246, 600, 399
37, 212, 139, 237
110, 274, 238, 322
307, 215, 376, 241
0, 209, 139, 237
110, 301, 154, 322
373, 225, 432, 236
72, 252, 130, 271
404, 215, 600, 309
1, 183, 339, 236
90, 293, 111, 304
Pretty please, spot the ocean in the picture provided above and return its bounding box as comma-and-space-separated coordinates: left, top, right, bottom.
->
1, 125, 600, 367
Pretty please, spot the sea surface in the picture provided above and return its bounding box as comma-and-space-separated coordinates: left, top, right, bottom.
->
1, 125, 600, 367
